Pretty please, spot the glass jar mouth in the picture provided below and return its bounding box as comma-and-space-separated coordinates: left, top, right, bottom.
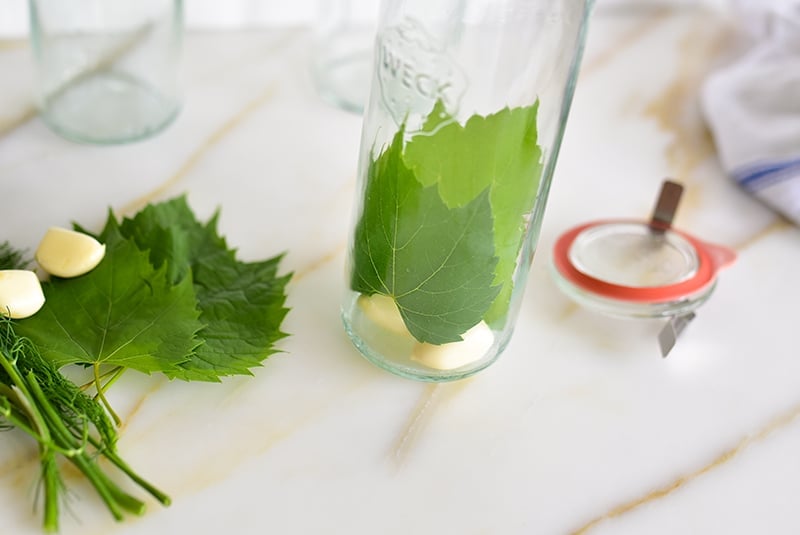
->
551, 219, 736, 317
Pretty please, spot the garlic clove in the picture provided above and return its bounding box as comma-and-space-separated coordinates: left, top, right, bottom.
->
410, 321, 495, 371
0, 270, 45, 319
36, 227, 106, 278
357, 293, 410, 336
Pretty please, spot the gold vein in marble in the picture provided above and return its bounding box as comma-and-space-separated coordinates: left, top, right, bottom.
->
117, 375, 169, 433
293, 241, 347, 283
733, 219, 794, 253
113, 371, 377, 504
170, 380, 374, 498
390, 379, 474, 468
0, 448, 39, 483
643, 17, 734, 184
291, 170, 356, 282
641, 21, 796, 266
555, 301, 580, 323
0, 40, 25, 52
570, 402, 800, 535
0, 107, 36, 140
118, 83, 279, 217
580, 8, 669, 79
391, 384, 442, 468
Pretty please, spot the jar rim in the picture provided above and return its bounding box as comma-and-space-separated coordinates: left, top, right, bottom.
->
552, 219, 736, 310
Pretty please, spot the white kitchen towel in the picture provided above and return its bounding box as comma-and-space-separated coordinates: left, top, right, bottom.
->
701, 0, 800, 225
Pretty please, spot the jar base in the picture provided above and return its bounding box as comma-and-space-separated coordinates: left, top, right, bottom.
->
40, 71, 179, 145
341, 294, 504, 382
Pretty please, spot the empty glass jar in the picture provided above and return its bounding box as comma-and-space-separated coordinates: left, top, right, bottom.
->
311, 0, 379, 114
28, 0, 183, 144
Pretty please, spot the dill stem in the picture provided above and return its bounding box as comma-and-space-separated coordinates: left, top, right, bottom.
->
40, 452, 60, 533
100, 366, 126, 394
93, 362, 121, 426
0, 352, 61, 532
1, 322, 157, 528
79, 365, 122, 392
91, 436, 171, 506
0, 406, 61, 527
0, 395, 40, 439
71, 454, 126, 520
26, 373, 128, 520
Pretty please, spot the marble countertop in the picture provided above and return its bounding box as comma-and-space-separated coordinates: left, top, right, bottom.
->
2, 8, 799, 535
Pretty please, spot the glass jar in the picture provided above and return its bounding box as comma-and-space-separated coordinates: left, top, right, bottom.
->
342, 0, 595, 381
28, 0, 183, 144
311, 0, 379, 114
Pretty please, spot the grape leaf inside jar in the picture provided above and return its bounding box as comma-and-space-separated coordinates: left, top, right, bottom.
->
351, 101, 543, 344
351, 128, 500, 345
404, 101, 543, 327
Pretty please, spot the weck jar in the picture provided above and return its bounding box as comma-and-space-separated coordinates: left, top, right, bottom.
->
342, 0, 595, 381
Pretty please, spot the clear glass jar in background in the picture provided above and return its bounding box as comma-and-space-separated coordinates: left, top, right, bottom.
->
342, 0, 595, 381
311, 0, 379, 114
28, 0, 183, 144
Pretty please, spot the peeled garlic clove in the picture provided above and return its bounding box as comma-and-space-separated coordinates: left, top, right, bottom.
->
0, 270, 45, 319
411, 321, 495, 371
357, 293, 410, 336
36, 227, 106, 278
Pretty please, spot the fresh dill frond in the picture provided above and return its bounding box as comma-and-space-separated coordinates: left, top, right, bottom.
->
0, 241, 30, 270
0, 317, 168, 531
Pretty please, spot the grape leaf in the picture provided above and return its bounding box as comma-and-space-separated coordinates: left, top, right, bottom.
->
15, 217, 202, 374
404, 102, 543, 326
173, 254, 290, 380
351, 130, 499, 344
119, 197, 291, 381
118, 196, 231, 285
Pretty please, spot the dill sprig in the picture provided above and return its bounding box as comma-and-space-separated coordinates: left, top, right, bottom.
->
0, 241, 30, 270
0, 317, 170, 532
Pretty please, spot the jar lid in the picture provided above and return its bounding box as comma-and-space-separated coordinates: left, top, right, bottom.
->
551, 218, 737, 318
550, 180, 737, 356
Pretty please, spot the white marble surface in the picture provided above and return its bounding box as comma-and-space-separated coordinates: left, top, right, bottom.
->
1, 8, 800, 535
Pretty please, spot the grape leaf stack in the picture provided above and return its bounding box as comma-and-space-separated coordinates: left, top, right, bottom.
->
17, 196, 291, 396
1, 196, 291, 531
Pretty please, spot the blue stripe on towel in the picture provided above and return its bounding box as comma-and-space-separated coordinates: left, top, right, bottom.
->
734, 157, 800, 191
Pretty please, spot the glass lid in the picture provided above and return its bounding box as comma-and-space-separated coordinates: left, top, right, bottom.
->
552, 219, 734, 309
568, 222, 699, 288
549, 180, 737, 353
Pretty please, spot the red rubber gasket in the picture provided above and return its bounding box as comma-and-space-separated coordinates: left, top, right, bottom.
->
552, 219, 735, 304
